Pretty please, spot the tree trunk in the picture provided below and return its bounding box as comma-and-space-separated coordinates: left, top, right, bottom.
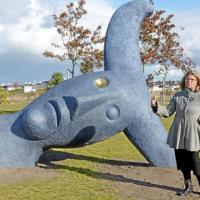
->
71, 66, 75, 78
162, 74, 167, 105
142, 63, 145, 73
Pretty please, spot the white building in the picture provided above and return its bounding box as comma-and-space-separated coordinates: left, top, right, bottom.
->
24, 85, 36, 93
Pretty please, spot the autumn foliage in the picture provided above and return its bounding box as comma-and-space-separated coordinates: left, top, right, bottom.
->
43, 0, 104, 78
140, 10, 195, 84
43, 1, 195, 84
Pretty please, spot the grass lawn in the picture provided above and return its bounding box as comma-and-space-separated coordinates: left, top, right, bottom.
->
0, 103, 28, 114
0, 103, 173, 200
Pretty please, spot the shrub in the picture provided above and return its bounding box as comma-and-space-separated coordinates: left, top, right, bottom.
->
0, 90, 9, 104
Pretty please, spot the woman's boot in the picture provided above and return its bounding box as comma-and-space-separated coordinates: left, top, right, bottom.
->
177, 179, 193, 196
177, 170, 193, 196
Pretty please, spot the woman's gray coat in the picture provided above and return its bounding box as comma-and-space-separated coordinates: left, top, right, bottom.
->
157, 89, 200, 151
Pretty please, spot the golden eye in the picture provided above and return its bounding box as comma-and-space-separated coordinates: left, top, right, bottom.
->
95, 78, 108, 88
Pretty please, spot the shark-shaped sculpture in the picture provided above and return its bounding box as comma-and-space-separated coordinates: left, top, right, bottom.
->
0, 0, 176, 168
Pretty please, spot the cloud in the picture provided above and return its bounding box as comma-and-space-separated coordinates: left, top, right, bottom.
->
0, 0, 57, 55
167, 69, 184, 81
0, 0, 115, 82
172, 8, 200, 67
0, 0, 114, 56
0, 0, 30, 23
83, 0, 114, 32
1, 0, 199, 83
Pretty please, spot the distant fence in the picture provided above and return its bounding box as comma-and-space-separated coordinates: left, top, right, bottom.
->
150, 90, 176, 106
1, 87, 175, 105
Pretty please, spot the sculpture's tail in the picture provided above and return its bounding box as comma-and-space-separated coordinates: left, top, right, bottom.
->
104, 0, 153, 74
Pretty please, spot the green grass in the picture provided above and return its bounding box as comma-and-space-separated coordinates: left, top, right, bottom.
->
0, 103, 173, 200
0, 175, 117, 200
0, 133, 144, 200
0, 103, 28, 114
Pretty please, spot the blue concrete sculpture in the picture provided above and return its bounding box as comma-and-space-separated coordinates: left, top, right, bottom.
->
0, 0, 176, 168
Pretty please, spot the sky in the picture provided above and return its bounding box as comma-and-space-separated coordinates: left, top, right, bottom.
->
0, 0, 200, 84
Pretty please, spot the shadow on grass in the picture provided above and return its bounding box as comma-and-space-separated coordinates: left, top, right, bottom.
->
40, 161, 180, 193
38, 150, 180, 193
38, 150, 150, 167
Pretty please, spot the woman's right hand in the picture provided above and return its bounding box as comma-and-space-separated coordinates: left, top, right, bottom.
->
151, 96, 158, 107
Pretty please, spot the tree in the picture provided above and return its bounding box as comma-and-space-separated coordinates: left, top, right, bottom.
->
140, 10, 195, 80
47, 72, 64, 89
140, 10, 196, 104
43, 0, 104, 78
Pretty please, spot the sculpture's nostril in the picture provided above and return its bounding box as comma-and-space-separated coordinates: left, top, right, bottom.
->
22, 103, 58, 140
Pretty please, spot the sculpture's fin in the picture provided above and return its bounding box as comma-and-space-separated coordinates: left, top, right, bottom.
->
123, 111, 176, 167
104, 0, 153, 73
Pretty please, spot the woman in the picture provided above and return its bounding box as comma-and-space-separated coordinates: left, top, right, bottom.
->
151, 70, 200, 196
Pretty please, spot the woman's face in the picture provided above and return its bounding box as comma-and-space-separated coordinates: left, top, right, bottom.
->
185, 74, 198, 91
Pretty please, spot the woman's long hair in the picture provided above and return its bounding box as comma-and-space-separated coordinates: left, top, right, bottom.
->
180, 70, 200, 92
